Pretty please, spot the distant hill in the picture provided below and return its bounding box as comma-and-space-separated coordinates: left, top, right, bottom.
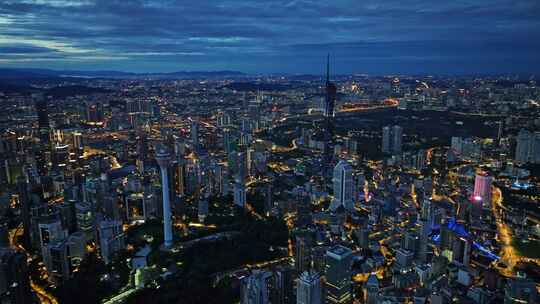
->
0, 68, 246, 79
0, 82, 37, 94
45, 85, 111, 98
0, 82, 110, 97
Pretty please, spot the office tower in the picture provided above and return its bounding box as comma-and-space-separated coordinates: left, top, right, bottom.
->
365, 274, 380, 304
72, 131, 83, 155
355, 227, 369, 250
418, 209, 430, 263
381, 126, 391, 154
155, 145, 173, 248
264, 181, 273, 216
452, 236, 471, 266
216, 162, 228, 196
172, 160, 186, 197
43, 238, 70, 283
312, 246, 327, 274
473, 171, 492, 208
497, 121, 504, 143
57, 200, 77, 233
392, 125, 403, 154
270, 266, 293, 304
515, 129, 540, 164
198, 197, 209, 222
241, 270, 271, 304
34, 94, 52, 176
439, 218, 453, 251
34, 93, 50, 146
75, 201, 94, 240
401, 231, 419, 253
451, 137, 463, 155
382, 125, 403, 154
0, 248, 32, 304
296, 270, 322, 304
296, 199, 312, 228
97, 219, 125, 264
331, 160, 354, 211
515, 129, 531, 163
223, 128, 236, 154
414, 150, 426, 170
86, 101, 104, 123
237, 151, 248, 181
395, 248, 414, 269
234, 180, 246, 208
325, 245, 353, 304
37, 217, 67, 253
191, 119, 199, 151
533, 133, 540, 164
295, 230, 313, 275
16, 176, 32, 250
53, 143, 70, 168
504, 274, 538, 304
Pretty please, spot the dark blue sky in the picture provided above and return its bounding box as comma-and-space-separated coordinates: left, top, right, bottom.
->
0, 0, 539, 74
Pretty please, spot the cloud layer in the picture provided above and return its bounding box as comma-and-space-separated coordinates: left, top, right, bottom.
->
0, 0, 539, 74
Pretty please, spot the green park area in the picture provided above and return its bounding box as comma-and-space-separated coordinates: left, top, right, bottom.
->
512, 238, 540, 259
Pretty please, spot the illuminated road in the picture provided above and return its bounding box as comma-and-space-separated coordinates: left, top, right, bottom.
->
11, 224, 59, 304
31, 281, 58, 304
492, 186, 520, 276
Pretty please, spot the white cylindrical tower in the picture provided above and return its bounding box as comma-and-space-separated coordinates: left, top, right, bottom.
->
155, 145, 173, 248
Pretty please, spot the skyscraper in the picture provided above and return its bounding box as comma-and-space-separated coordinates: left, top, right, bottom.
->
191, 118, 199, 151
155, 145, 173, 248
296, 271, 322, 304
504, 274, 538, 304
97, 219, 125, 264
473, 171, 492, 208
515, 129, 540, 164
295, 230, 313, 274
382, 126, 392, 154
234, 179, 246, 208
331, 160, 354, 211
325, 245, 353, 304
452, 236, 471, 266
365, 274, 380, 304
17, 176, 32, 250
34, 93, 50, 145
392, 125, 403, 154
515, 129, 531, 163
34, 94, 51, 175
241, 270, 271, 304
0, 247, 32, 304
382, 125, 402, 154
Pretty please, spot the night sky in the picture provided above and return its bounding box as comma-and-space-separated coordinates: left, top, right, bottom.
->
0, 0, 539, 74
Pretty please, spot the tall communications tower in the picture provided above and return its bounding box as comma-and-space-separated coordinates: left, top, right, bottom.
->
155, 144, 173, 248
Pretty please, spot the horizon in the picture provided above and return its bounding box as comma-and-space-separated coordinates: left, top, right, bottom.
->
2, 66, 539, 78
0, 1, 539, 74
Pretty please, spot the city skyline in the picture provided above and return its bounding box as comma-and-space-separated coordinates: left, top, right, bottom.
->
0, 1, 539, 304
0, 0, 539, 74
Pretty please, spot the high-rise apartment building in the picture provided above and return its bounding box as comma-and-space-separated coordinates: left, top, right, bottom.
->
325, 245, 353, 304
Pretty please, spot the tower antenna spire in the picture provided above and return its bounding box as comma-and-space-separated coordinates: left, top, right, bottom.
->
326, 53, 330, 83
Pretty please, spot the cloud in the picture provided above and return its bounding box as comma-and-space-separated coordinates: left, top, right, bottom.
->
0, 0, 538, 73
